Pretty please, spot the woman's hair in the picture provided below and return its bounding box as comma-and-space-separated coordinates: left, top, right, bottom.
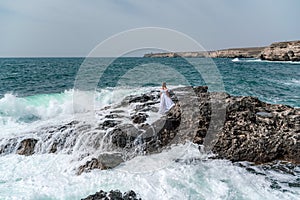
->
162, 82, 167, 88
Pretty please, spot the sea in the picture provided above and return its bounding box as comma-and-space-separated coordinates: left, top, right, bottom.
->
0, 57, 299, 200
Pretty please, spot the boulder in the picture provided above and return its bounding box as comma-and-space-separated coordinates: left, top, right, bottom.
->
98, 153, 124, 169
77, 153, 124, 175
81, 190, 141, 200
16, 138, 38, 156
110, 125, 138, 148
211, 97, 300, 163
77, 158, 104, 175
131, 113, 148, 124
102, 120, 121, 128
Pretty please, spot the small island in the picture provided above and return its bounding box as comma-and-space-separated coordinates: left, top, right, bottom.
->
144, 40, 300, 61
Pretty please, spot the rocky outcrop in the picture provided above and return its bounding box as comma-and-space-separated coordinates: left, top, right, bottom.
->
1, 86, 299, 171
144, 40, 300, 62
185, 87, 299, 164
81, 190, 141, 200
210, 47, 265, 58
144, 47, 265, 58
212, 95, 300, 163
106, 86, 300, 164
16, 138, 38, 156
260, 40, 300, 61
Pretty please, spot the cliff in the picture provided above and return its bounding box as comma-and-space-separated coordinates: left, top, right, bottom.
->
144, 40, 300, 61
260, 40, 300, 61
144, 47, 265, 58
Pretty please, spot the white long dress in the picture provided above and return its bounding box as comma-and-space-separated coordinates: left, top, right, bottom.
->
159, 89, 175, 114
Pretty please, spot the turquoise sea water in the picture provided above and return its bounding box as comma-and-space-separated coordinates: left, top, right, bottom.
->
0, 57, 299, 199
0, 57, 299, 106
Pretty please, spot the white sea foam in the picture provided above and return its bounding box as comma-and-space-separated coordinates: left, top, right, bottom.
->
0, 143, 298, 200
230, 58, 300, 65
283, 79, 300, 86
0, 86, 299, 199
0, 87, 160, 136
245, 59, 300, 64
232, 58, 240, 62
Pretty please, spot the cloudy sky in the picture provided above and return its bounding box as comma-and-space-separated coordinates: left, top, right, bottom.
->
0, 0, 299, 57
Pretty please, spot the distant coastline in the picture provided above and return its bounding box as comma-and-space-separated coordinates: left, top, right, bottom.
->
144, 40, 300, 62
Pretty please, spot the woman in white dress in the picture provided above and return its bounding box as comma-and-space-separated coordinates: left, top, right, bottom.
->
159, 82, 175, 114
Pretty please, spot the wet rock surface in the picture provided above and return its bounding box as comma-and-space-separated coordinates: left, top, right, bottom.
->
16, 138, 38, 156
77, 153, 124, 175
1, 86, 299, 169
131, 113, 148, 124
181, 86, 300, 163
81, 190, 141, 200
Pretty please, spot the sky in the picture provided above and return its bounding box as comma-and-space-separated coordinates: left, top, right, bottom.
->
0, 0, 299, 57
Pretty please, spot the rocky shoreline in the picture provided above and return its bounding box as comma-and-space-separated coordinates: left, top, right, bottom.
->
1, 85, 299, 199
260, 40, 300, 61
1, 86, 298, 166
144, 40, 300, 61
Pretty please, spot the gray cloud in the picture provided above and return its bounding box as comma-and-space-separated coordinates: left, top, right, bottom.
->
0, 0, 299, 57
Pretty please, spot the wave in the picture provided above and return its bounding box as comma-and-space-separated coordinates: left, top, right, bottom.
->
283, 78, 300, 86
235, 58, 300, 64
232, 58, 240, 62
0, 91, 74, 124
0, 87, 161, 130
0, 143, 299, 199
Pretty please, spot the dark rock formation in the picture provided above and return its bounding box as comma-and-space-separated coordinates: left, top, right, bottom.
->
110, 124, 138, 148
102, 120, 121, 128
81, 190, 141, 200
107, 103, 181, 154
131, 113, 148, 124
77, 153, 124, 175
0, 138, 18, 155
77, 158, 104, 175
16, 138, 38, 156
1, 86, 299, 171
189, 87, 300, 164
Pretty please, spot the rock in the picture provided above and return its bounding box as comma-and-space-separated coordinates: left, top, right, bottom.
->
16, 138, 38, 156
131, 113, 148, 124
110, 125, 138, 148
144, 47, 265, 58
256, 112, 273, 118
111, 129, 128, 148
144, 40, 300, 62
260, 41, 300, 61
211, 96, 300, 163
105, 114, 123, 119
77, 153, 124, 175
98, 153, 124, 169
0, 138, 18, 155
193, 86, 208, 94
1, 85, 299, 167
77, 158, 104, 175
143, 103, 181, 153
128, 94, 155, 104
102, 120, 121, 128
81, 190, 141, 200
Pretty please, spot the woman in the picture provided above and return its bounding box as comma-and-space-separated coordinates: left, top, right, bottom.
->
159, 82, 175, 114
